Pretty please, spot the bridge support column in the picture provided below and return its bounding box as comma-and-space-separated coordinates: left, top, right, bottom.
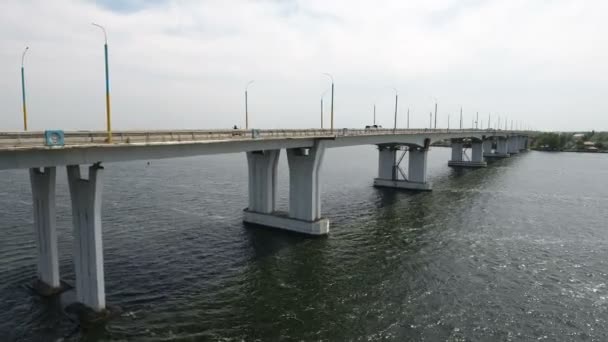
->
519, 136, 528, 151
67, 164, 106, 312
482, 139, 494, 157
508, 136, 519, 155
243, 142, 329, 235
407, 147, 432, 189
448, 140, 487, 168
373, 145, 432, 191
450, 141, 463, 162
29, 167, 62, 295
487, 137, 510, 158
245, 150, 279, 214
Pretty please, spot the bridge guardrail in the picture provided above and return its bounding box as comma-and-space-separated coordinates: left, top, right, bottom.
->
0, 128, 525, 149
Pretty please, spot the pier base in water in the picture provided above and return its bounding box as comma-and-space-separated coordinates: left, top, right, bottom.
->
243, 210, 329, 236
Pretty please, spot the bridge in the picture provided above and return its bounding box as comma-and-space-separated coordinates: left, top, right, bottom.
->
0, 128, 529, 315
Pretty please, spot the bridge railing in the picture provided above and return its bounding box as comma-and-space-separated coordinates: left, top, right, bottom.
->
0, 128, 520, 149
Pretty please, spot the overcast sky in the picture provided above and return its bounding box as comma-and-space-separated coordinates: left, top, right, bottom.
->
1, 0, 606, 132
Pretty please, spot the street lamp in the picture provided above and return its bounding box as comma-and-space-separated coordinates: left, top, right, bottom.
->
245, 80, 254, 130
321, 88, 329, 129
373, 103, 376, 126
459, 107, 463, 129
392, 88, 398, 133
92, 23, 112, 143
21, 46, 29, 131
323, 73, 334, 131
434, 98, 438, 129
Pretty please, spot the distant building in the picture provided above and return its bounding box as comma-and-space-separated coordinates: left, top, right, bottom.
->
573, 133, 585, 139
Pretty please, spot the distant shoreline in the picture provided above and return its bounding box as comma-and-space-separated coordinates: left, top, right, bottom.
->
531, 148, 608, 154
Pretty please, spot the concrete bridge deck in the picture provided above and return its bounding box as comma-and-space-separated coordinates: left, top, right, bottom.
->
0, 128, 524, 170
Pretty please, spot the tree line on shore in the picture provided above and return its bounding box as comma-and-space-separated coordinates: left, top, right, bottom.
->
531, 131, 608, 151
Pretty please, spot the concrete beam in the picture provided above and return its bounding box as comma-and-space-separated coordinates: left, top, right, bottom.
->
67, 164, 106, 312
29, 167, 61, 293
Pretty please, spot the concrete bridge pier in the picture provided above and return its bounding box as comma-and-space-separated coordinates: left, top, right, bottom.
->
482, 139, 494, 157
519, 136, 528, 151
508, 136, 520, 155
29, 167, 61, 294
373, 145, 432, 191
67, 164, 106, 312
244, 141, 329, 235
245, 150, 280, 214
486, 137, 510, 158
448, 139, 487, 168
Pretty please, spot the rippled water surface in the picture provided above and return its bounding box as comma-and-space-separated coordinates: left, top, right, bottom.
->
1, 147, 608, 341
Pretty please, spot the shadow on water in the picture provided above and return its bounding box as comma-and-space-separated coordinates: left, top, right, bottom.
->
243, 223, 327, 259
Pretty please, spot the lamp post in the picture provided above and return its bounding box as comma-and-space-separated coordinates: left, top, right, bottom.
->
459, 107, 463, 129
21, 46, 29, 131
373, 103, 376, 126
323, 73, 334, 131
392, 88, 398, 133
407, 108, 410, 129
448, 113, 450, 131
245, 80, 254, 130
92, 23, 112, 143
321, 88, 329, 129
434, 98, 438, 129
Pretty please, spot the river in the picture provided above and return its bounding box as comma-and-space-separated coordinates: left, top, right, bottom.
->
1, 147, 608, 341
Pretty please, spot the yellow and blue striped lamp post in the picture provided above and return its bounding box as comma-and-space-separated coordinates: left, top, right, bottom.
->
92, 23, 112, 143
21, 46, 29, 131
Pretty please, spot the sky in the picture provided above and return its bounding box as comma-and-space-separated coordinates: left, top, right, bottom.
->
1, 0, 607, 132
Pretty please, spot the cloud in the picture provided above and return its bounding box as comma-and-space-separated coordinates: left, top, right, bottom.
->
0, 0, 606, 131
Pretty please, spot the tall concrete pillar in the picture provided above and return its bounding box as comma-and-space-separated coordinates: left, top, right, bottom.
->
246, 150, 280, 214
408, 147, 429, 184
29, 167, 61, 293
67, 164, 106, 312
507, 136, 519, 154
471, 141, 484, 163
496, 138, 509, 156
377, 146, 396, 180
451, 141, 463, 162
243, 141, 329, 235
508, 136, 519, 154
482, 140, 493, 156
286, 142, 326, 222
